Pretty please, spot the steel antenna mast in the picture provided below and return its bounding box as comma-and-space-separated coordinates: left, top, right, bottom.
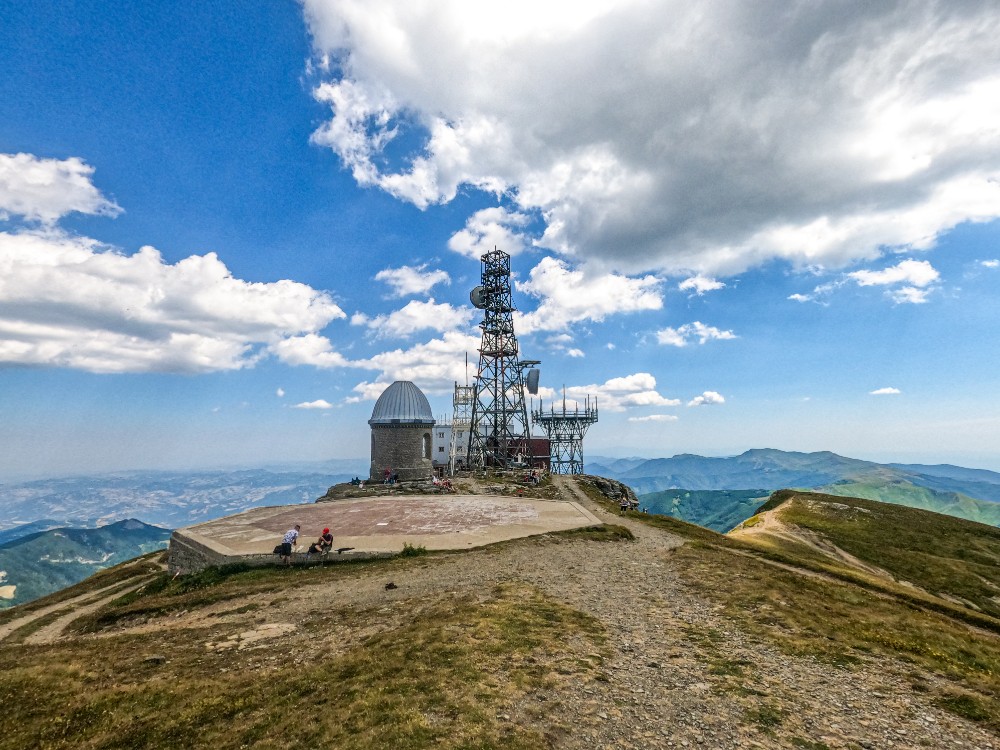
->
467, 247, 533, 470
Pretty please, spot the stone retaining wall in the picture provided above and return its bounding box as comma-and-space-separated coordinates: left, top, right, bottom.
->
167, 531, 395, 575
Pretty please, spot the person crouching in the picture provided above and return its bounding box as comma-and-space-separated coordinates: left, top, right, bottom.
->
280, 524, 301, 566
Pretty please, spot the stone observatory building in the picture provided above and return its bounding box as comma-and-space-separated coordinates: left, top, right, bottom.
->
368, 381, 436, 481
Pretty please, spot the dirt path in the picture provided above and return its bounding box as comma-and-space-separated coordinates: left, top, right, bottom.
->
0, 557, 164, 645
22, 577, 157, 645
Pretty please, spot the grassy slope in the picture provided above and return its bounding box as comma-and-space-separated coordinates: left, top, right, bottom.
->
817, 480, 1000, 527
578, 484, 1000, 732
0, 579, 606, 750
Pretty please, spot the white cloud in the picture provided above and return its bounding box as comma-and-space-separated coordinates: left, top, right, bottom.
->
536, 372, 679, 413
688, 391, 726, 407
980, 259, 999, 268
358, 298, 474, 338
346, 381, 391, 403
848, 259, 939, 288
515, 256, 661, 333
276, 387, 286, 397
565, 348, 584, 358
269, 334, 350, 369
0, 230, 346, 373
627, 414, 679, 423
375, 264, 450, 296
870, 387, 901, 395
448, 206, 532, 259
304, 2, 1000, 276
678, 275, 725, 295
848, 259, 939, 304
0, 153, 121, 224
656, 322, 736, 347
889, 286, 932, 304
352, 330, 481, 395
293, 399, 335, 409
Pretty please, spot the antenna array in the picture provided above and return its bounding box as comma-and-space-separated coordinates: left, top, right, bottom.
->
467, 248, 533, 469
531, 391, 599, 474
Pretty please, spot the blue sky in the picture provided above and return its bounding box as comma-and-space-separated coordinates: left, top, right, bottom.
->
2, 0, 1000, 479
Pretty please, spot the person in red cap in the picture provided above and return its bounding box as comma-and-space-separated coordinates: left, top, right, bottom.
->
308, 527, 334, 555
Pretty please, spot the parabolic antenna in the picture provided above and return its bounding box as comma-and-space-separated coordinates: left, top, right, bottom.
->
526, 368, 540, 395
470, 285, 487, 309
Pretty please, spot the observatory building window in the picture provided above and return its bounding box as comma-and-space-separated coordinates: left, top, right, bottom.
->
437, 431, 444, 438
423, 433, 431, 459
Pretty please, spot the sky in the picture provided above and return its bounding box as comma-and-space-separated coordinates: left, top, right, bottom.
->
2, 0, 1000, 480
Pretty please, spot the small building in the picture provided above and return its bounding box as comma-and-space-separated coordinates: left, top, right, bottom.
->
368, 381, 436, 482
431, 419, 471, 475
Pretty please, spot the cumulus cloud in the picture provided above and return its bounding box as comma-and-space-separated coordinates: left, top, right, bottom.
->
355, 298, 474, 338
536, 372, 679, 413
271, 333, 350, 369
627, 414, 679, 423
515, 256, 661, 333
293, 399, 334, 409
656, 322, 736, 347
848, 258, 939, 304
688, 391, 726, 407
982, 259, 1000, 268
351, 330, 481, 396
678, 275, 725, 295
276, 387, 286, 397
0, 230, 346, 373
0, 153, 121, 224
375, 264, 450, 296
303, 1, 1000, 276
870, 386, 901, 395
448, 206, 532, 259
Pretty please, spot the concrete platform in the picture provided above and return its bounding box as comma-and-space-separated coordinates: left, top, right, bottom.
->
168, 494, 602, 572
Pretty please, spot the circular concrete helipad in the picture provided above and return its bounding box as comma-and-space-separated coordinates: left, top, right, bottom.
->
172, 495, 602, 562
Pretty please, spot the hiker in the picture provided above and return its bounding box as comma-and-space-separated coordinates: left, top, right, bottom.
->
308, 527, 334, 554
619, 497, 630, 515
280, 524, 300, 565
383, 467, 391, 485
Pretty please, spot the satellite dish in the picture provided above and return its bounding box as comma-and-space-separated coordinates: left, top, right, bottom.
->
470, 285, 487, 309
526, 368, 540, 395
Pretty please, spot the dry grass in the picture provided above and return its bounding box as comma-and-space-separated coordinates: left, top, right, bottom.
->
0, 581, 607, 750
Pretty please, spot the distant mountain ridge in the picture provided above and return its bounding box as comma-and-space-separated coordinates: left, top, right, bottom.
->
0, 519, 170, 608
588, 449, 1000, 530
589, 448, 1000, 497
0, 464, 367, 532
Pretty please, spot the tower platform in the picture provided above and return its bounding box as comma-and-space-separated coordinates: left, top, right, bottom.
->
168, 494, 601, 573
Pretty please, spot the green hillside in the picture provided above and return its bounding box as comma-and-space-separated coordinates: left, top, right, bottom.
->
817, 480, 1000, 527
638, 488, 770, 532
752, 489, 1000, 619
0, 519, 170, 609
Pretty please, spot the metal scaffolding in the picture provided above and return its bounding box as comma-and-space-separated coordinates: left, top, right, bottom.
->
531, 393, 599, 474
467, 248, 533, 469
448, 382, 474, 474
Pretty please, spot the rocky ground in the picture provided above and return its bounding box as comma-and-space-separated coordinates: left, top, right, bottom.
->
3, 476, 995, 749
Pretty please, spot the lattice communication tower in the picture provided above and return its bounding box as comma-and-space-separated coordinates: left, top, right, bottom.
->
467, 248, 536, 469
531, 392, 599, 474
448, 382, 474, 473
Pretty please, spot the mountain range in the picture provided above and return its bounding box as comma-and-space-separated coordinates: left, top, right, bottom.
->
589, 448, 1000, 530
0, 519, 171, 609
0, 462, 367, 536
